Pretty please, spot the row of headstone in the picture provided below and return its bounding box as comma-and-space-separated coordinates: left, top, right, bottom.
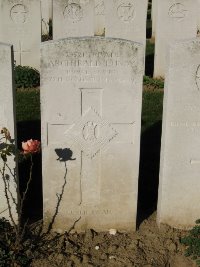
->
1, 36, 200, 231
0, 0, 148, 71
0, 0, 41, 70
1, 11, 200, 232
1, 0, 200, 78
53, 0, 148, 46
41, 36, 200, 231
0, 37, 144, 231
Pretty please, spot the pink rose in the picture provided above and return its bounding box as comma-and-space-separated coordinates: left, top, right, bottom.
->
22, 139, 40, 154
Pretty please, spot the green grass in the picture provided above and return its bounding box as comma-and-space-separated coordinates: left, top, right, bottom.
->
16, 89, 40, 122
141, 90, 164, 132
143, 76, 164, 89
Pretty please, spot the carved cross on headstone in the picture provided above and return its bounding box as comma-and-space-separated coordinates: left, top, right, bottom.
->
48, 88, 135, 205
14, 41, 30, 65
94, 0, 105, 36
190, 159, 200, 165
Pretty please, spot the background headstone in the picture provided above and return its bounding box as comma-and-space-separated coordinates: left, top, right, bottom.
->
0, 0, 41, 70
53, 0, 94, 39
94, 0, 105, 36
0, 43, 17, 222
41, 37, 144, 232
104, 0, 148, 46
154, 0, 197, 78
41, 0, 50, 35
157, 38, 200, 229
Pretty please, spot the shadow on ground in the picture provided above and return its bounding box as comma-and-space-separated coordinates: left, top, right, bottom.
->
17, 120, 43, 223
137, 121, 162, 228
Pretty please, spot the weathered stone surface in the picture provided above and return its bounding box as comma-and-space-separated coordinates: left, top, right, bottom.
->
0, 43, 17, 222
41, 37, 144, 232
53, 0, 94, 39
0, 0, 41, 70
104, 0, 148, 45
154, 0, 197, 78
157, 38, 200, 229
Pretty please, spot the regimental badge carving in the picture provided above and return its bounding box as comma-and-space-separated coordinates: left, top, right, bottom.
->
95, 0, 105, 15
65, 107, 118, 158
63, 2, 83, 22
195, 65, 200, 91
10, 4, 28, 24
14, 41, 30, 66
168, 3, 188, 21
117, 1, 135, 22
82, 121, 99, 141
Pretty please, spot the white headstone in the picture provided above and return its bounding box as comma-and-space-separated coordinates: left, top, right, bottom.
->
104, 0, 148, 46
53, 0, 94, 39
0, 43, 17, 222
94, 0, 105, 36
158, 38, 200, 229
41, 0, 50, 35
154, 0, 197, 78
41, 37, 144, 232
0, 0, 41, 70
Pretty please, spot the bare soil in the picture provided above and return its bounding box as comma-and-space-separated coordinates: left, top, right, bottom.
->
31, 212, 196, 267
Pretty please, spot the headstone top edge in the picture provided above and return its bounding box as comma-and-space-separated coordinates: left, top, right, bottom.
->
0, 42, 12, 48
168, 37, 200, 49
41, 37, 144, 48
168, 37, 200, 59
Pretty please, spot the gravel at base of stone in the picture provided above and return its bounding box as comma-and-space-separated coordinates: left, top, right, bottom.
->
31, 212, 196, 267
